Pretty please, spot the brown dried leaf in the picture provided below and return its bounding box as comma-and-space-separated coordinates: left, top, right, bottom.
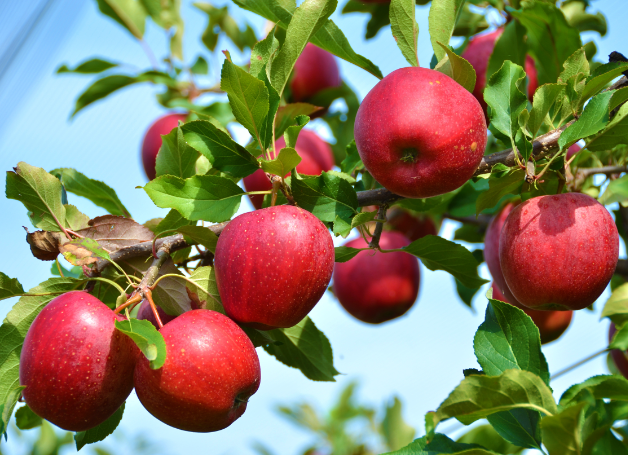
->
77, 215, 154, 253
26, 231, 67, 261
59, 243, 99, 266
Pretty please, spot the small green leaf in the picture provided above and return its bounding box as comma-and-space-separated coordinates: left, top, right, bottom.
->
602, 282, 628, 325
154, 209, 194, 235
182, 120, 259, 178
340, 140, 363, 175
350, 210, 377, 229
275, 103, 324, 138
475, 170, 525, 216
610, 323, 628, 351
558, 90, 615, 149
587, 103, 628, 152
96, 0, 146, 39
74, 403, 125, 450
560, 375, 628, 408
580, 62, 628, 106
143, 175, 244, 223
428, 0, 465, 62
57, 58, 118, 74
0, 273, 24, 301
264, 316, 340, 382
284, 115, 310, 149
381, 397, 416, 451
115, 319, 166, 369
390, 0, 419, 67
51, 168, 130, 217
334, 246, 364, 263
71, 75, 139, 117
60, 238, 111, 267
190, 56, 208, 75
402, 236, 488, 289
64, 204, 90, 231
155, 126, 199, 179
610, 86, 628, 112
527, 83, 566, 137
186, 266, 224, 313
260, 147, 302, 177
434, 42, 476, 93
177, 226, 219, 253
15, 405, 42, 430
6, 162, 67, 231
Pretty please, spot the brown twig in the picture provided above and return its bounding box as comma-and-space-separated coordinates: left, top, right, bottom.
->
369, 205, 388, 249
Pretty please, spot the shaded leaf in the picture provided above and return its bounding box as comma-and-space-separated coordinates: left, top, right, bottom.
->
475, 171, 524, 216
177, 225, 218, 253
77, 215, 154, 253
186, 266, 224, 313
74, 403, 125, 450
96, 0, 146, 38
155, 126, 198, 179
382, 397, 416, 451
15, 404, 42, 430
434, 43, 476, 93
115, 319, 166, 369
540, 402, 587, 455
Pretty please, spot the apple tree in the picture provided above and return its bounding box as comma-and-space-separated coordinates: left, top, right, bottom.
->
2, 0, 628, 453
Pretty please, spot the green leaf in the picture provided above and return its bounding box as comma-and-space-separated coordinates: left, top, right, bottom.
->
232, 0, 382, 80
395, 191, 457, 213
428, 0, 464, 62
6, 162, 67, 231
269, 0, 337, 97
71, 75, 139, 117
74, 403, 125, 450
190, 55, 208, 75
60, 238, 111, 267
610, 86, 628, 112
291, 171, 358, 224
249, 28, 280, 78
284, 115, 310, 149
264, 316, 340, 382
96, 0, 146, 39
155, 126, 198, 179
0, 278, 83, 415
143, 175, 244, 223
434, 369, 557, 427
558, 90, 615, 149
0, 385, 26, 436
350, 210, 377, 229
383, 434, 499, 455
587, 103, 628, 152
601, 282, 628, 325
580, 62, 628, 107
540, 402, 587, 455
475, 170, 524, 216
599, 174, 628, 206
456, 424, 524, 454
260, 147, 302, 177
486, 21, 527, 86
275, 103, 323, 138
57, 58, 118, 74
182, 120, 259, 178
0, 273, 24, 301
15, 405, 42, 430
186, 266, 224, 313
51, 168, 130, 217
434, 42, 476, 93
64, 204, 90, 231
527, 83, 566, 137
177, 226, 218, 253
221, 59, 271, 148
401, 236, 487, 289
390, 0, 419, 67
610, 322, 628, 351
559, 375, 628, 408
558, 48, 590, 85
562, 1, 607, 36
382, 397, 416, 451
154, 209, 194, 235
340, 140, 363, 175
114, 319, 166, 369
510, 2, 582, 86
334, 246, 363, 263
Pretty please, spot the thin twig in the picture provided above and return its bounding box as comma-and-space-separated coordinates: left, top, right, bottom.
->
369, 205, 388, 249
550, 348, 609, 381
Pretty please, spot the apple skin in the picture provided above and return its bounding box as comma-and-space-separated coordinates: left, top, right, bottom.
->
609, 324, 628, 378
566, 143, 582, 161
290, 43, 341, 103
243, 130, 334, 209
141, 113, 187, 180
19, 291, 138, 431
136, 300, 177, 328
214, 205, 335, 330
461, 29, 538, 118
500, 193, 619, 311
386, 208, 438, 242
134, 310, 261, 432
491, 285, 573, 344
354, 67, 487, 199
333, 231, 420, 324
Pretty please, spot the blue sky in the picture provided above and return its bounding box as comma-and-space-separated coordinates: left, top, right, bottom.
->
1, 0, 627, 453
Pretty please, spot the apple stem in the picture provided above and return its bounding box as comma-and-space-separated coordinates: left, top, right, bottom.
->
113, 294, 143, 315
368, 205, 388, 250
145, 290, 164, 329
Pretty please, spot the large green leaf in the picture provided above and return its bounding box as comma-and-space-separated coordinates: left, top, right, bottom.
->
402, 236, 487, 289
560, 375, 628, 408
264, 316, 340, 382
155, 126, 198, 180
390, 0, 418, 67
181, 120, 259, 178
291, 171, 358, 224
114, 319, 167, 369
143, 175, 244, 223
428, 0, 465, 62
6, 162, 67, 231
51, 168, 130, 217
580, 62, 628, 107
558, 90, 615, 149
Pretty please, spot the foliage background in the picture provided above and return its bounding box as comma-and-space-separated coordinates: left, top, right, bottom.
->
0, 0, 626, 453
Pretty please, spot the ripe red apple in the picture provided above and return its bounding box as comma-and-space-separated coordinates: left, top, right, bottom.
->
566, 143, 582, 161
290, 43, 341, 103
386, 208, 438, 242
141, 113, 187, 180
491, 285, 572, 344
134, 310, 261, 432
243, 130, 335, 209
609, 324, 628, 378
354, 67, 487, 198
214, 205, 335, 329
136, 300, 177, 328
461, 29, 539, 119
333, 231, 420, 324
20, 291, 138, 431
500, 193, 619, 311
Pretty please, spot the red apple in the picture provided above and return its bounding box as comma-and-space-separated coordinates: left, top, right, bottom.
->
136, 300, 177, 328
491, 285, 572, 344
214, 205, 335, 329
566, 143, 582, 161
243, 130, 335, 209
386, 208, 438, 242
500, 193, 619, 311
20, 291, 138, 431
290, 43, 341, 103
141, 113, 187, 180
461, 29, 539, 119
354, 67, 487, 199
134, 310, 261, 432
609, 324, 628, 378
333, 231, 420, 324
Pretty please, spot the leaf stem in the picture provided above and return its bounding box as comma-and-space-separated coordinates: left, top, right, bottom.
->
145, 290, 164, 329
